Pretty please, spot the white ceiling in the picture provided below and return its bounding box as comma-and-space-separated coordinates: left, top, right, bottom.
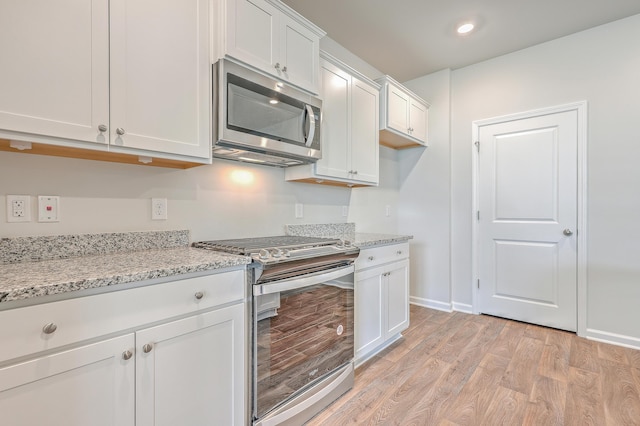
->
280, 0, 640, 82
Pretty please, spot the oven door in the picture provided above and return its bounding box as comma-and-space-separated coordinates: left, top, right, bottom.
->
252, 264, 354, 422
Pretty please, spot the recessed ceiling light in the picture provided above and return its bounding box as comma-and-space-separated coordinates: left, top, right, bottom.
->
457, 23, 475, 34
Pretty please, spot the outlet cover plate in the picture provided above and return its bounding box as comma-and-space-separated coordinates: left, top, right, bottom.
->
6, 195, 31, 222
38, 195, 60, 222
151, 198, 168, 220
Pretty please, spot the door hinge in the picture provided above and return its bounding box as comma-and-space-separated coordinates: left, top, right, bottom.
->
476, 210, 480, 221
477, 279, 480, 289
474, 141, 480, 152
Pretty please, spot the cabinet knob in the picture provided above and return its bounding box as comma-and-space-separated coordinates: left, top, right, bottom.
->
282, 65, 287, 72
143, 343, 153, 353
122, 350, 133, 361
195, 291, 204, 300
116, 127, 126, 136
563, 229, 573, 236
368, 256, 374, 261
352, 170, 358, 175
98, 124, 107, 133
397, 250, 403, 255
274, 63, 281, 70
42, 322, 58, 334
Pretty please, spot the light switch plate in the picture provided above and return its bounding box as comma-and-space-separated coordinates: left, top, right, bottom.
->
38, 195, 60, 222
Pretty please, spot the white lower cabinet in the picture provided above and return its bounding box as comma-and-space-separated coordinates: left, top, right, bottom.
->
136, 303, 244, 426
355, 243, 410, 365
0, 334, 136, 426
0, 271, 246, 426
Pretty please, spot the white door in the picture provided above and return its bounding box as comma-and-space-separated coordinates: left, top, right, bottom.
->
136, 304, 245, 426
477, 109, 578, 331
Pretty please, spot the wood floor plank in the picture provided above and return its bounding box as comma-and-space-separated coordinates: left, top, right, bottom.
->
479, 385, 528, 426
522, 375, 567, 425
569, 336, 600, 373
564, 367, 606, 426
444, 354, 510, 425
488, 321, 525, 359
499, 336, 545, 395
305, 306, 640, 426
599, 358, 640, 425
597, 341, 630, 365
538, 328, 572, 382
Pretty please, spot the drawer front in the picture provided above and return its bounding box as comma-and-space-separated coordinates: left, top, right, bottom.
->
0, 270, 245, 364
355, 242, 410, 271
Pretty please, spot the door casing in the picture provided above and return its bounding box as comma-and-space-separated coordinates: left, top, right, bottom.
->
471, 101, 588, 337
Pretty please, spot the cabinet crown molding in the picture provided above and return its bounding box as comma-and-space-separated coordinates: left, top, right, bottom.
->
375, 75, 430, 107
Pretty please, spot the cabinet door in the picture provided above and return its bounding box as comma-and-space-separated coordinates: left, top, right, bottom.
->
355, 266, 385, 360
315, 60, 350, 179
136, 303, 245, 426
279, 15, 320, 93
110, 0, 211, 160
350, 77, 379, 184
226, 0, 279, 77
409, 98, 428, 144
0, 0, 109, 144
386, 260, 410, 337
0, 334, 135, 426
386, 84, 410, 136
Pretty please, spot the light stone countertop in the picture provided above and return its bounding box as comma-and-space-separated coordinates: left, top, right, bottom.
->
285, 223, 412, 248
0, 247, 250, 304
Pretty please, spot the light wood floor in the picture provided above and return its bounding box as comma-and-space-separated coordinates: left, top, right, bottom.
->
307, 305, 640, 425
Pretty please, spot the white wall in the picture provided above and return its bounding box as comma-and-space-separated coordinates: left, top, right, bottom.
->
396, 69, 453, 311
450, 14, 640, 344
0, 152, 351, 240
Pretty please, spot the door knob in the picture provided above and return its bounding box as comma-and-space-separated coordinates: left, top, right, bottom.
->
563, 229, 573, 236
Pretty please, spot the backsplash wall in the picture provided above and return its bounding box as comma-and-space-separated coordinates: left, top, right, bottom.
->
0, 151, 360, 240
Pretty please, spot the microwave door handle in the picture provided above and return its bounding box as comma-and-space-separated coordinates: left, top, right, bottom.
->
304, 104, 316, 147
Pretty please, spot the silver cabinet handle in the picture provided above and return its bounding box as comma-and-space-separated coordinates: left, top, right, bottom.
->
143, 343, 153, 353
116, 128, 125, 136
195, 291, 204, 300
122, 350, 133, 361
563, 229, 573, 236
282, 65, 287, 72
98, 124, 107, 133
352, 170, 358, 175
42, 322, 57, 334
368, 256, 374, 261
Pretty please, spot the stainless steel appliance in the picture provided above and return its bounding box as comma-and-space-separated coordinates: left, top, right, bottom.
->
194, 236, 359, 425
212, 59, 322, 167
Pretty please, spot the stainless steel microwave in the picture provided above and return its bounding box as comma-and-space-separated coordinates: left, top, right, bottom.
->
212, 59, 322, 167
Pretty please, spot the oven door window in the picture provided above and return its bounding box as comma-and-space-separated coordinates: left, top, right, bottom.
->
254, 277, 354, 419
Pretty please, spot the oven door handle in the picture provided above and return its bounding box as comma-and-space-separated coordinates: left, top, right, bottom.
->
253, 264, 354, 296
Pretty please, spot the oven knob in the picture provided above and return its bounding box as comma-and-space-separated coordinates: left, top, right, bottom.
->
259, 249, 270, 260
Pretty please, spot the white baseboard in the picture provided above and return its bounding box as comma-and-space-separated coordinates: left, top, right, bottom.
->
452, 302, 473, 314
585, 328, 640, 350
410, 296, 452, 312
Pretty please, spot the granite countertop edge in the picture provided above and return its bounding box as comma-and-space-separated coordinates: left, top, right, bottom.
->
351, 233, 413, 248
0, 247, 251, 304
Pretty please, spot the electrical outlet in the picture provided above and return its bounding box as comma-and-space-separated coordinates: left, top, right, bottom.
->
295, 203, 303, 219
342, 206, 348, 217
385, 205, 391, 217
6, 195, 31, 222
151, 198, 168, 220
38, 195, 60, 222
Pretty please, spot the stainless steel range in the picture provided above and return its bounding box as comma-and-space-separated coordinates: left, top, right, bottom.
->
194, 236, 359, 426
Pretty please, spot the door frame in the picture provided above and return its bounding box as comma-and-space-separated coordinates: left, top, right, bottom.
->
471, 101, 588, 337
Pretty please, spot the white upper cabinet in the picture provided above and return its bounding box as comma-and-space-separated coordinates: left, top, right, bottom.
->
376, 75, 430, 149
0, 0, 109, 144
109, 0, 212, 160
0, 0, 211, 165
221, 0, 325, 94
285, 52, 380, 187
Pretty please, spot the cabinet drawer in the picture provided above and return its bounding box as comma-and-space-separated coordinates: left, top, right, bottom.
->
0, 270, 245, 364
355, 242, 409, 271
